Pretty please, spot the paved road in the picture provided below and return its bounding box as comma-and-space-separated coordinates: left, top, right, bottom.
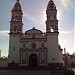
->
0, 70, 63, 75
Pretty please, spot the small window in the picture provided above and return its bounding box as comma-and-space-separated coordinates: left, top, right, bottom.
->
14, 26, 17, 32
23, 43, 26, 48
32, 34, 35, 38
31, 42, 37, 49
15, 16, 17, 20
50, 26, 54, 32
41, 43, 44, 47
12, 17, 14, 20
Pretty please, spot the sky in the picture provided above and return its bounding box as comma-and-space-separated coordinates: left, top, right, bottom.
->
0, 0, 74, 56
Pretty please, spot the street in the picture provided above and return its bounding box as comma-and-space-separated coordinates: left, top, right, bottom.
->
0, 70, 63, 75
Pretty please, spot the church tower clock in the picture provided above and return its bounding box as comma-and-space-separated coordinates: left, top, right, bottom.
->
46, 0, 63, 69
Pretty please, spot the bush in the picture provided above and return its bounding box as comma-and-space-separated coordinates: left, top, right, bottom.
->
63, 69, 74, 75
71, 63, 75, 68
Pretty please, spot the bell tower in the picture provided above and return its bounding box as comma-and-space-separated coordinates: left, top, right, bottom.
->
46, 0, 58, 32
8, 0, 23, 68
46, 0, 63, 69
10, 0, 23, 33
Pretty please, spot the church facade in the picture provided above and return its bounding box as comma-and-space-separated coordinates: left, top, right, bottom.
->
8, 0, 63, 69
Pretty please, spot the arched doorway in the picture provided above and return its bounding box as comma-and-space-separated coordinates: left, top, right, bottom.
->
29, 53, 38, 67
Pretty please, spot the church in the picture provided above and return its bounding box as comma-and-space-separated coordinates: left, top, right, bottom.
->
8, 0, 63, 69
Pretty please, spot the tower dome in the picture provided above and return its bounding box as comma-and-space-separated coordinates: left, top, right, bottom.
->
47, 0, 56, 9
12, 0, 22, 11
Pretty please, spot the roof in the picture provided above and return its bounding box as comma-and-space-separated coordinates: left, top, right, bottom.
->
25, 27, 43, 34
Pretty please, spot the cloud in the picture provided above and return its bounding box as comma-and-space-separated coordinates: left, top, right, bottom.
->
60, 31, 69, 34
59, 30, 74, 54
54, 0, 74, 18
23, 12, 37, 22
59, 0, 74, 9
0, 30, 10, 36
23, 11, 44, 25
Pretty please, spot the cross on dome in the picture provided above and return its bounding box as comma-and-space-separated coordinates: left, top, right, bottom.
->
49, 0, 53, 2
17, 0, 19, 2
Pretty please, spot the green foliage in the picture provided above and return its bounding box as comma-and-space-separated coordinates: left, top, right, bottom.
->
63, 69, 74, 75
71, 63, 75, 67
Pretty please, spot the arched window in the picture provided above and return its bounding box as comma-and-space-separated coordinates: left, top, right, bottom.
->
50, 26, 54, 32
31, 42, 37, 49
23, 43, 26, 48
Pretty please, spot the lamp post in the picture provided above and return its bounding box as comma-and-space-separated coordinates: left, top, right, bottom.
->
0, 50, 1, 57
64, 48, 68, 69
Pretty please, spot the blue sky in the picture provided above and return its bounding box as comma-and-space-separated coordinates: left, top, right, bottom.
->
0, 0, 74, 56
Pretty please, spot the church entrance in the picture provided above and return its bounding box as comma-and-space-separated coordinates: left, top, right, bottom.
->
29, 53, 38, 67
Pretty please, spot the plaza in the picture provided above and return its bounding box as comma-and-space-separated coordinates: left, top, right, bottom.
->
0, 70, 63, 75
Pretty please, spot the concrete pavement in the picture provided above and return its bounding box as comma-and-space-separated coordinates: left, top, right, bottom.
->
0, 70, 63, 75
